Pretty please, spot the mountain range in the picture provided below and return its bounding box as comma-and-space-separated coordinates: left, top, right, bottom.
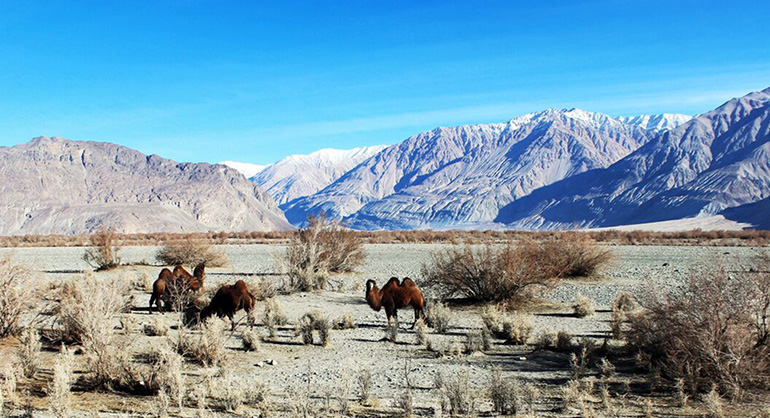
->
0, 137, 291, 235
2, 87, 768, 234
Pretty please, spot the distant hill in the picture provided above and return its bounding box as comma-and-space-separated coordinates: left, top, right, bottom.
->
0, 137, 292, 235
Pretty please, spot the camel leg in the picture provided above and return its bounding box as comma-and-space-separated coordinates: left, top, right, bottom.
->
412, 306, 422, 329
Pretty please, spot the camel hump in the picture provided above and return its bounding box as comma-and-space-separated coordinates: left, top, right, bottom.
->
401, 277, 417, 287
385, 277, 401, 287
158, 268, 174, 280
193, 263, 205, 276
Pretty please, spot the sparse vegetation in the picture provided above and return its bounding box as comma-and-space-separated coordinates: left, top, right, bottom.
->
262, 297, 288, 338
335, 312, 356, 330
0, 257, 37, 337
626, 259, 770, 397
284, 213, 366, 292
415, 320, 428, 346
82, 227, 122, 271
357, 367, 372, 404
297, 310, 332, 346
241, 329, 260, 351
426, 301, 452, 333
144, 317, 169, 336
179, 317, 227, 366
482, 306, 534, 345
437, 369, 477, 417
156, 236, 227, 267
17, 327, 41, 377
47, 346, 73, 418
573, 293, 596, 317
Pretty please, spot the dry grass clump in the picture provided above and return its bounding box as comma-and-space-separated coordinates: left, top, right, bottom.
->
1, 363, 19, 409
426, 301, 452, 333
212, 370, 268, 412
437, 369, 478, 417
334, 312, 356, 330
284, 213, 366, 292
414, 320, 428, 346
156, 236, 227, 267
384, 320, 399, 342
573, 293, 596, 318
82, 227, 122, 271
297, 311, 332, 346
0, 257, 38, 337
625, 257, 770, 398
357, 367, 372, 404
48, 346, 74, 418
547, 232, 613, 277
481, 306, 533, 345
241, 329, 260, 352
488, 367, 539, 415
17, 327, 41, 377
148, 343, 185, 408
556, 330, 574, 351
262, 297, 288, 338
144, 317, 169, 337
179, 317, 227, 366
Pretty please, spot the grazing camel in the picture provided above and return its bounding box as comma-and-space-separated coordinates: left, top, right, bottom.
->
365, 277, 426, 328
200, 280, 256, 330
148, 263, 206, 314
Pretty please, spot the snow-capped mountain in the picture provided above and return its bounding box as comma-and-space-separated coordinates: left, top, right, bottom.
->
0, 137, 292, 235
219, 161, 268, 178
617, 113, 691, 133
496, 87, 770, 229
251, 145, 387, 205
283, 109, 669, 229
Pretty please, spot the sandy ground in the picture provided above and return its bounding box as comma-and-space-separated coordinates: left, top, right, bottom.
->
0, 243, 768, 417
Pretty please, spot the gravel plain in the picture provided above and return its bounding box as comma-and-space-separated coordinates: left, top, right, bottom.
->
0, 243, 766, 417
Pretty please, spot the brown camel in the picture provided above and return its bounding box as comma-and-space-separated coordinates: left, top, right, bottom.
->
365, 277, 426, 328
148, 263, 206, 314
200, 280, 256, 330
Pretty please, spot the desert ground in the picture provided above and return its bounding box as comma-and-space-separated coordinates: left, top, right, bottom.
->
0, 242, 768, 417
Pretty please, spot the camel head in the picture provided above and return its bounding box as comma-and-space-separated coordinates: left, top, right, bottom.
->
365, 279, 381, 311
193, 263, 206, 282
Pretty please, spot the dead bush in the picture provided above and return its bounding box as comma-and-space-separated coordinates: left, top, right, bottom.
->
262, 297, 288, 338
284, 213, 366, 292
415, 320, 428, 346
48, 346, 74, 418
335, 312, 356, 330
17, 327, 41, 377
573, 293, 595, 318
0, 257, 38, 337
422, 241, 564, 304
82, 227, 121, 271
546, 232, 612, 277
438, 369, 478, 417
357, 367, 372, 404
148, 343, 185, 409
144, 317, 169, 337
426, 301, 452, 333
179, 317, 227, 366
556, 330, 573, 351
489, 367, 520, 415
626, 258, 770, 397
503, 313, 534, 345
464, 331, 484, 354
296, 311, 332, 346
241, 330, 260, 352
156, 236, 227, 267
213, 369, 268, 412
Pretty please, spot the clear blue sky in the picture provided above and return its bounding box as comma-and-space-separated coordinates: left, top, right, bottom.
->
1, 1, 769, 165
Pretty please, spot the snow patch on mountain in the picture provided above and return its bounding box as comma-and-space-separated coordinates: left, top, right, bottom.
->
219, 161, 268, 178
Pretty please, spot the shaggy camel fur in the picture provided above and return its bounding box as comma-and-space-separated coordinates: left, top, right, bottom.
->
366, 277, 426, 328
148, 263, 206, 314
200, 280, 256, 330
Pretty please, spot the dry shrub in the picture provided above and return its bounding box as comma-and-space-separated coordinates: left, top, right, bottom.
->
503, 313, 534, 345
598, 358, 616, 379
426, 301, 452, 333
626, 257, 770, 398
415, 320, 428, 346
464, 331, 484, 354
213, 369, 268, 412
546, 232, 612, 277
156, 236, 227, 267
296, 311, 332, 346
533, 329, 557, 351
613, 292, 639, 312
335, 312, 356, 330
55, 274, 139, 389
148, 343, 185, 409
48, 346, 74, 418
179, 317, 227, 366
422, 241, 564, 304
144, 317, 169, 337
487, 368, 539, 415
241, 330, 260, 352
703, 385, 724, 418
385, 320, 398, 342
0, 257, 38, 337
357, 367, 372, 403
573, 293, 595, 318
1, 363, 19, 408
82, 227, 121, 271
556, 330, 573, 351
17, 327, 41, 377
438, 369, 478, 417
284, 213, 366, 292
262, 297, 288, 338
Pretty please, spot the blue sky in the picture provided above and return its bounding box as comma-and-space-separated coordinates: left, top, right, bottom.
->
0, 1, 768, 165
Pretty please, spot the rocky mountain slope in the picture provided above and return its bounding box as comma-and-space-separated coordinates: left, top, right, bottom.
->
497, 87, 770, 229
219, 161, 268, 178
251, 145, 386, 205
284, 110, 689, 229
0, 137, 292, 235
